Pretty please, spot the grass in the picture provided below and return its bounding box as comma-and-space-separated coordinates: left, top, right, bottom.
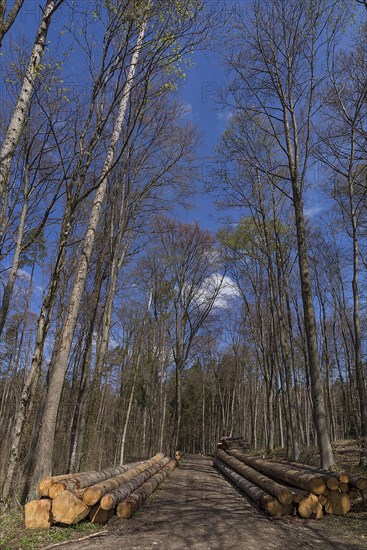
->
0, 509, 99, 550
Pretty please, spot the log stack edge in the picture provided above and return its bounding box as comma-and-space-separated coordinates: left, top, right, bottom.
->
214, 436, 367, 520
24, 453, 177, 528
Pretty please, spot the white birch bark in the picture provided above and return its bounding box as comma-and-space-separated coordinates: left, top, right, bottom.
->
0, 0, 62, 228
31, 18, 148, 487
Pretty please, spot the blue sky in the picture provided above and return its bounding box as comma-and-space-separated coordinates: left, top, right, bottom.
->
177, 48, 229, 231
2, 1, 338, 237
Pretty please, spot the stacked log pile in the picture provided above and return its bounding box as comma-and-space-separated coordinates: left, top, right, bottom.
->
214, 439, 367, 519
24, 453, 177, 528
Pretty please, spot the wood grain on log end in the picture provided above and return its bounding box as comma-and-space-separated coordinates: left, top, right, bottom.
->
24, 498, 53, 528
52, 490, 90, 525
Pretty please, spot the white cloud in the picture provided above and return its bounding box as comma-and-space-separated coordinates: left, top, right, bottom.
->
195, 273, 241, 310
304, 205, 324, 219
181, 101, 193, 117
17, 268, 32, 281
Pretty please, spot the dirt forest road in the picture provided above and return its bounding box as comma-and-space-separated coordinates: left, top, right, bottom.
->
65, 455, 367, 550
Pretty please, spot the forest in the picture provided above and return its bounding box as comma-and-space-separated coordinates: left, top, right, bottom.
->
0, 0, 367, 507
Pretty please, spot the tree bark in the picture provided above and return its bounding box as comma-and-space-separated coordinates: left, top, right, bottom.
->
30, 18, 148, 490
100, 457, 168, 510
0, 0, 63, 234
116, 459, 176, 518
216, 449, 293, 505
214, 458, 283, 517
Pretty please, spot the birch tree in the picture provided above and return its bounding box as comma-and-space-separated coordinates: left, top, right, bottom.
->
0, 0, 64, 246
30, 0, 205, 488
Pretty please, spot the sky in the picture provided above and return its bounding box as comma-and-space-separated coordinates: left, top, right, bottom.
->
6, 1, 332, 234
177, 48, 229, 231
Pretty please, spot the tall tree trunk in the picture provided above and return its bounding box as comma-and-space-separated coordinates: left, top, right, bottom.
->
0, 0, 63, 238
68, 255, 106, 472
293, 190, 334, 468
30, 20, 147, 489
351, 204, 367, 462
0, 164, 29, 336
1, 205, 73, 503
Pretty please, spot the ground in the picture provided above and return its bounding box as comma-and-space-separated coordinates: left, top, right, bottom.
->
1, 442, 366, 550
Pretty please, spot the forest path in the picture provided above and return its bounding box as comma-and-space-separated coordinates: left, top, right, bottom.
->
65, 455, 366, 550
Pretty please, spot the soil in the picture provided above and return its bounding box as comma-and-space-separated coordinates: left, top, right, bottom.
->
64, 454, 367, 550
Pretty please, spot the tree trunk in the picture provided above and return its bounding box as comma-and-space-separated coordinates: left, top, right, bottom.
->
349, 178, 367, 464
0, 165, 29, 336
0, 0, 63, 232
0, 0, 25, 47
30, 19, 148, 490
292, 189, 335, 468
1, 205, 74, 503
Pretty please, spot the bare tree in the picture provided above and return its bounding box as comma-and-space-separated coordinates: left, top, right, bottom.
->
219, 0, 340, 467
0, 0, 64, 246
316, 34, 367, 463
30, 0, 206, 488
0, 0, 24, 47
145, 217, 223, 451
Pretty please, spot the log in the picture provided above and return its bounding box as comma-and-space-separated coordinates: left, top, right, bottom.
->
52, 490, 90, 525
325, 490, 351, 516
39, 461, 142, 496
348, 475, 367, 491
116, 459, 177, 518
24, 498, 53, 528
100, 457, 170, 510
349, 489, 362, 501
83, 453, 165, 506
274, 483, 309, 504
339, 482, 349, 493
298, 493, 323, 519
325, 477, 339, 491
48, 480, 81, 500
216, 449, 293, 505
280, 503, 295, 517
214, 458, 283, 517
220, 436, 250, 452
89, 504, 114, 524
277, 460, 349, 484
318, 494, 328, 507
228, 450, 326, 494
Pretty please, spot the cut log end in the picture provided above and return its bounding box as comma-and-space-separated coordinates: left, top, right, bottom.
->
325, 491, 351, 516
263, 497, 283, 517
83, 487, 102, 506
89, 504, 113, 524
325, 477, 339, 491
116, 500, 136, 519
24, 499, 53, 529
100, 494, 114, 510
38, 478, 53, 497
52, 490, 90, 525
